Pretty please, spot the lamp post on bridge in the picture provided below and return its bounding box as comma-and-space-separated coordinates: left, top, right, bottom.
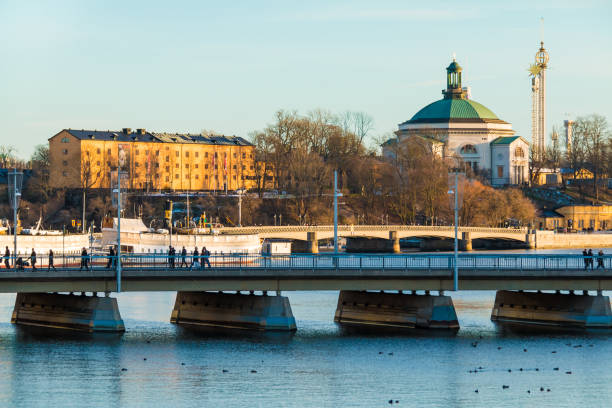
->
448, 167, 463, 291
8, 169, 23, 269
334, 170, 338, 254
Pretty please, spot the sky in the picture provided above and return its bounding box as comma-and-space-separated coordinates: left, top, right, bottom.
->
1, 0, 611, 158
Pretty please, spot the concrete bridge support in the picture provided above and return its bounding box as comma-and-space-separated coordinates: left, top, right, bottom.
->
525, 233, 536, 249
389, 231, 400, 253
460, 232, 472, 251
491, 290, 612, 328
306, 232, 318, 254
334, 291, 459, 330
11, 292, 125, 332
170, 291, 297, 331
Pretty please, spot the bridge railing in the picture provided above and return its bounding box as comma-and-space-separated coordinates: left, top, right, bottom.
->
218, 225, 528, 235
3, 253, 612, 272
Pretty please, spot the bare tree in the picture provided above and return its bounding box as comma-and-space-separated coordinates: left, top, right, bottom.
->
573, 114, 610, 202
80, 147, 101, 233
338, 111, 374, 144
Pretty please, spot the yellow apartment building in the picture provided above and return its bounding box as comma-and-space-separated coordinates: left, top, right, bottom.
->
49, 128, 257, 191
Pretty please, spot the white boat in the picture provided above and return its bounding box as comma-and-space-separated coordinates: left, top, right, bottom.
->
100, 218, 261, 255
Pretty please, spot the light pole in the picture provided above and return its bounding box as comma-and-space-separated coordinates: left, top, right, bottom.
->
116, 167, 122, 293
448, 168, 460, 291
8, 169, 23, 269
333, 170, 338, 254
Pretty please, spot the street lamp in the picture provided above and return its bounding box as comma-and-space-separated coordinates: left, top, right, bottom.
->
8, 169, 23, 268
447, 167, 463, 291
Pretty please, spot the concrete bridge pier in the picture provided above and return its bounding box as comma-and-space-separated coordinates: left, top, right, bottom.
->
460, 232, 472, 251
334, 290, 459, 330
11, 292, 125, 332
389, 231, 400, 254
306, 232, 319, 254
525, 232, 536, 249
491, 290, 612, 328
170, 291, 297, 331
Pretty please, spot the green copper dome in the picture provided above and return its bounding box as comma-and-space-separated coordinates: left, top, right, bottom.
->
407, 98, 499, 123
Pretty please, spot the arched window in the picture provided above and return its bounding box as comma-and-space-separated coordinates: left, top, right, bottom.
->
460, 144, 477, 155
515, 147, 525, 158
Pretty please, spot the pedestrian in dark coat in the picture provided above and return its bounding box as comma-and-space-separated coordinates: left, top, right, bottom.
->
48, 249, 56, 271
201, 246, 211, 269
80, 247, 88, 270
4, 246, 10, 269
30, 249, 37, 270
107, 247, 115, 269
588, 249, 594, 270
180, 246, 188, 268
583, 249, 589, 270
597, 250, 605, 270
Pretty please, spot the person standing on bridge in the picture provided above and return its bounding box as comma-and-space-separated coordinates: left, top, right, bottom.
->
180, 246, 188, 268
191, 246, 199, 269
48, 249, 56, 271
30, 249, 37, 270
201, 246, 211, 269
583, 249, 589, 270
106, 247, 115, 269
4, 246, 10, 269
597, 250, 605, 270
80, 247, 89, 271
588, 249, 594, 270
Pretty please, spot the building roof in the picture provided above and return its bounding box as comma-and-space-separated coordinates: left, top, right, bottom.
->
402, 98, 505, 125
57, 129, 253, 146
381, 138, 398, 147
491, 136, 521, 145
537, 209, 563, 218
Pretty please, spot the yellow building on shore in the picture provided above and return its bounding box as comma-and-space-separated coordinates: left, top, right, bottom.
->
49, 128, 256, 191
536, 205, 612, 231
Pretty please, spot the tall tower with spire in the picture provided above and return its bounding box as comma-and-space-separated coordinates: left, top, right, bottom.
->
529, 42, 549, 160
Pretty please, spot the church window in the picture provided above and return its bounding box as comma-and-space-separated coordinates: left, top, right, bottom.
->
515, 147, 525, 158
460, 144, 477, 155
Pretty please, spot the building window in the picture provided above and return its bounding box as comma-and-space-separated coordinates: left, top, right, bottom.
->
214, 152, 218, 158
134, 173, 139, 178
497, 166, 504, 178
175, 174, 179, 179
223, 152, 227, 157
233, 175, 236, 180
96, 148, 101, 154
61, 137, 70, 143
156, 163, 160, 168
185, 164, 189, 169
205, 175, 208, 179
156, 150, 160, 156
135, 149, 139, 155
107, 149, 111, 155
249, 154, 253, 158
166, 176, 169, 182
175, 151, 179, 157
195, 175, 199, 180
460, 144, 477, 154
135, 162, 139, 167
185, 151, 189, 157
250, 165, 254, 170
97, 161, 101, 166
205, 152, 208, 158
242, 153, 246, 159
214, 165, 217, 170
233, 165, 237, 169
175, 163, 179, 169
62, 161, 68, 166
165, 156, 169, 162
205, 164, 208, 169
165, 166, 170, 172
195, 152, 199, 158
62, 171, 68, 176
195, 164, 199, 169
63, 149, 68, 154
515, 147, 525, 158
233, 153, 237, 158
242, 165, 246, 170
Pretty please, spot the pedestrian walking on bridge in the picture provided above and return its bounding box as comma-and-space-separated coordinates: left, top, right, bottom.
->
30, 249, 37, 270
201, 246, 211, 269
583, 249, 589, 270
588, 249, 594, 270
180, 246, 188, 268
597, 250, 605, 270
48, 249, 56, 271
4, 246, 10, 269
106, 247, 115, 269
80, 247, 89, 271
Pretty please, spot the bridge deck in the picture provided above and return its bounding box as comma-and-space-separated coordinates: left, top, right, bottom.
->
1, 254, 610, 293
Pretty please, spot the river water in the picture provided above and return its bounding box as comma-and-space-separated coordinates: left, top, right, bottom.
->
1, 248, 611, 407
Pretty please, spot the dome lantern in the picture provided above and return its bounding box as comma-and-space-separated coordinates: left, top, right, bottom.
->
443, 58, 466, 99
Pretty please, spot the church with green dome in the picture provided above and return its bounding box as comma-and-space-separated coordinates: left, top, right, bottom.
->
386, 59, 529, 186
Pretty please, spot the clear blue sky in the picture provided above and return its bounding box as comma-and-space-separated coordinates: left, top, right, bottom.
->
1, 0, 611, 158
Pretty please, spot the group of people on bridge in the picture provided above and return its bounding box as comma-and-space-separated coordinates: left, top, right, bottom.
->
167, 246, 211, 269
583, 249, 606, 270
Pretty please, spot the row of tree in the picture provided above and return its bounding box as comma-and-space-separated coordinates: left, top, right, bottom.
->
531, 114, 612, 201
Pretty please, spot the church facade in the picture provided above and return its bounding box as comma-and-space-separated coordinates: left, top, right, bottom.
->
385, 59, 529, 186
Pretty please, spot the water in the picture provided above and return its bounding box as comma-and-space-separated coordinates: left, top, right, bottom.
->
1, 249, 611, 407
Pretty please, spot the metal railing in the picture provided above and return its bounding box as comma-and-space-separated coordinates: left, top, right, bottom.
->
218, 225, 528, 235
2, 253, 611, 273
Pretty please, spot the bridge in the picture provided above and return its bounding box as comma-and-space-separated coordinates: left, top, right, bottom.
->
4, 253, 612, 333
217, 225, 532, 252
